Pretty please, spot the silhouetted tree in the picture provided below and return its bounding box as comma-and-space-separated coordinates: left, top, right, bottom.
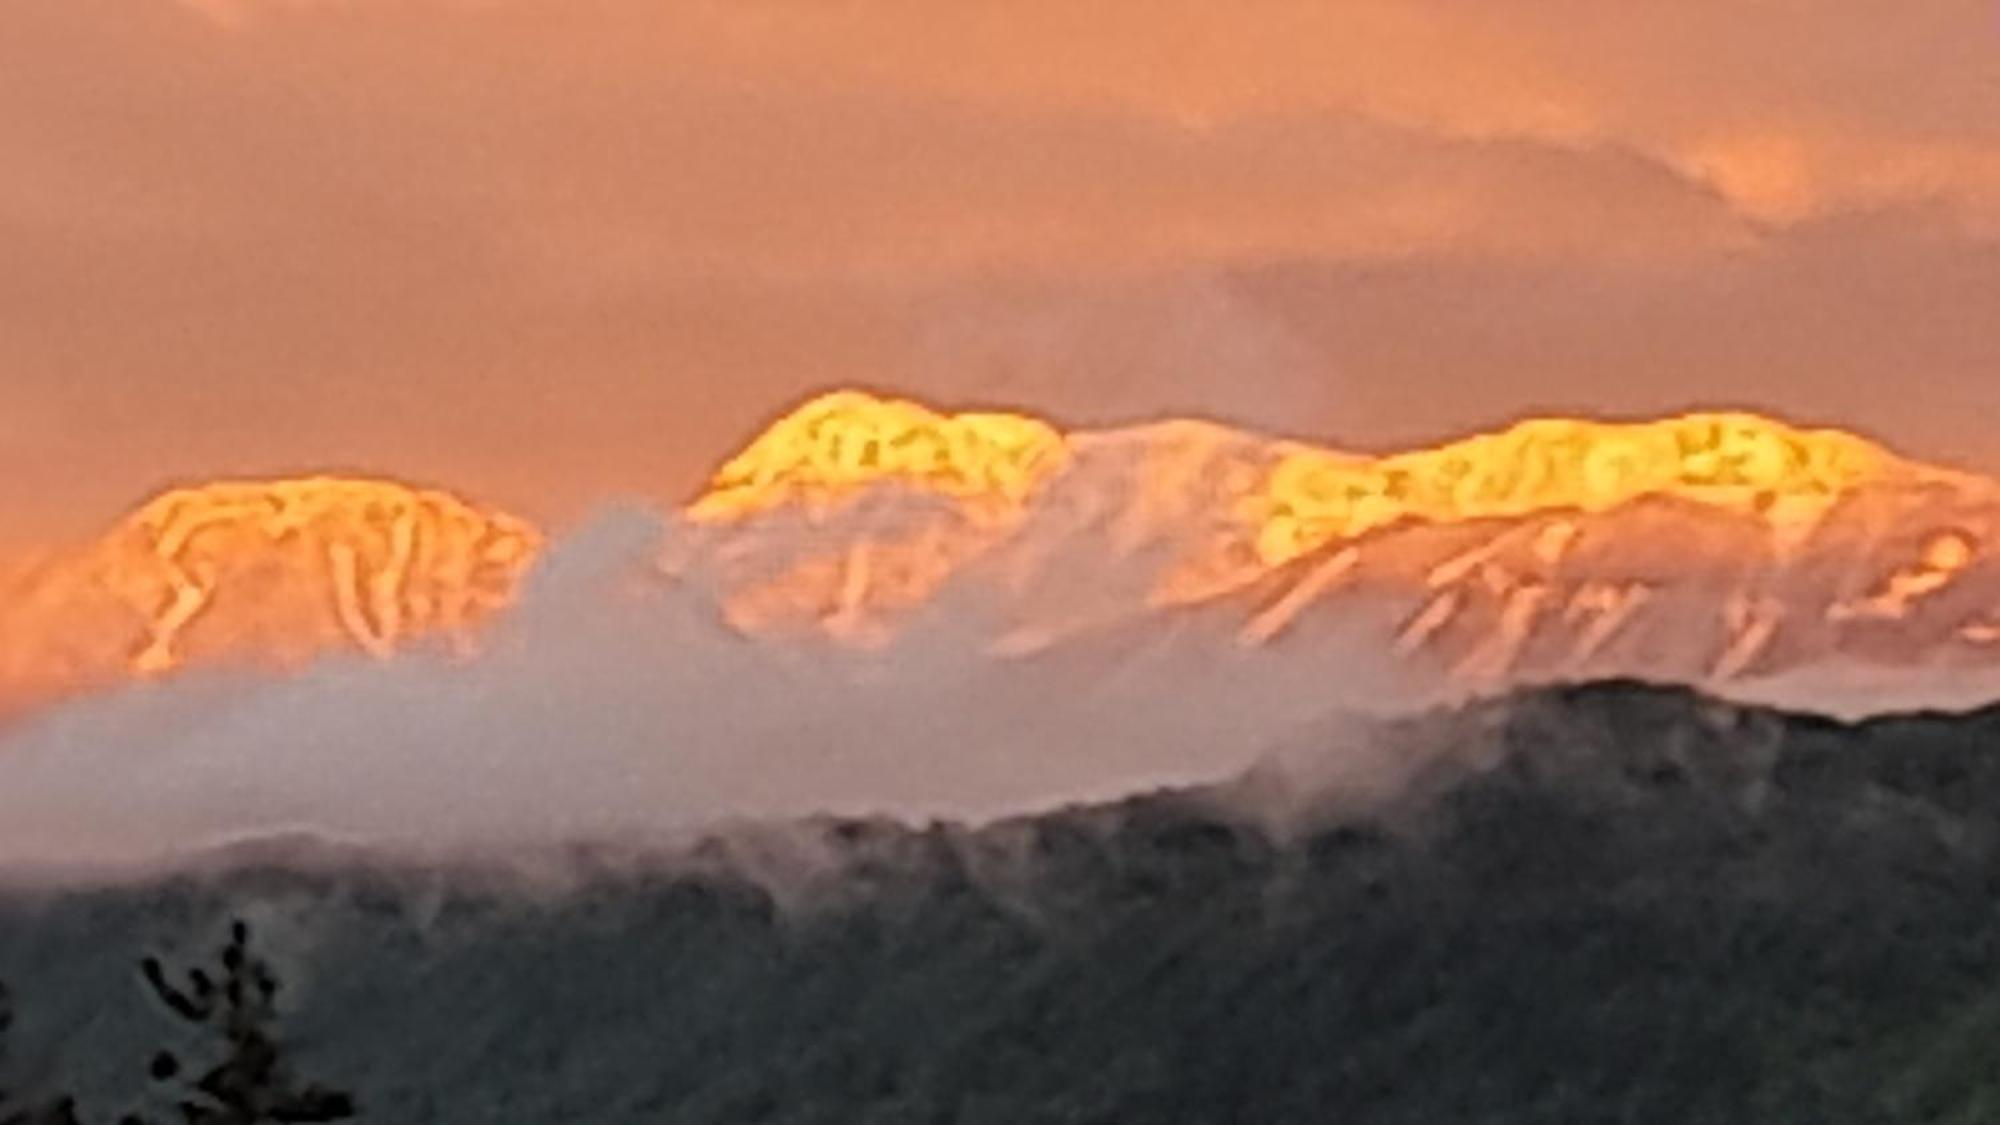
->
123, 920, 354, 1125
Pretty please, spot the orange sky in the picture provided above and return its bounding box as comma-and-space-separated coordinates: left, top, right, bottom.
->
4, 0, 1999, 543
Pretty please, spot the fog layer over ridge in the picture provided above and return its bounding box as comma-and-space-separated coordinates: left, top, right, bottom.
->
0, 508, 1400, 868
11, 460, 2000, 869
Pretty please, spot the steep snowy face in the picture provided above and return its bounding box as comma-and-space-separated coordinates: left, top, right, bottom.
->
1224, 487, 2000, 692
0, 479, 539, 718
672, 395, 1290, 645
677, 391, 2000, 696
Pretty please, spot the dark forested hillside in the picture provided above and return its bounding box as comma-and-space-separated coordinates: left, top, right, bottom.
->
4, 681, 2000, 1123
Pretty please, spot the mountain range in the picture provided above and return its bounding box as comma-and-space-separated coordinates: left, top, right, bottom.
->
3, 391, 1999, 722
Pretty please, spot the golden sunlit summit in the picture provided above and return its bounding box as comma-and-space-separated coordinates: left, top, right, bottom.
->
683, 391, 1909, 563
0, 477, 536, 717
689, 391, 1070, 524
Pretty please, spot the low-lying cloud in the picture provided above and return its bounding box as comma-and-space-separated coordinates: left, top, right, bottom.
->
0, 508, 1403, 869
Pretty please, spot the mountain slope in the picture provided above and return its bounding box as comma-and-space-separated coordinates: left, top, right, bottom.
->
4, 683, 2000, 1122
676, 392, 2000, 700
0, 478, 538, 719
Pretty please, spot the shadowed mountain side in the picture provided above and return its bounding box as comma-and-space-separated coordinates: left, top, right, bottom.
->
3, 682, 2000, 1121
